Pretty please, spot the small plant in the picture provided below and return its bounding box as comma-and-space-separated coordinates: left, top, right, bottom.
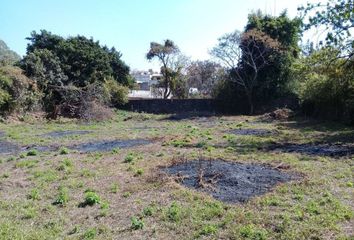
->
167, 202, 181, 222
124, 153, 135, 163
239, 224, 267, 240
1, 172, 9, 178
123, 191, 131, 198
111, 147, 120, 154
110, 183, 119, 193
200, 224, 218, 236
143, 206, 154, 217
134, 168, 144, 176
53, 186, 69, 205
131, 216, 144, 230
57, 158, 73, 172
82, 228, 97, 240
59, 147, 69, 155
27, 149, 38, 156
27, 188, 40, 200
84, 190, 101, 206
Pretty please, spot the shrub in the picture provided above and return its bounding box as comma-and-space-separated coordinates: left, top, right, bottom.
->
292, 47, 354, 123
200, 224, 218, 236
104, 77, 129, 106
83, 190, 101, 206
0, 66, 40, 115
124, 153, 134, 163
26, 149, 38, 156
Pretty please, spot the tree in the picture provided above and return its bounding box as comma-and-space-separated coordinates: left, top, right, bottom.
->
0, 39, 21, 66
211, 29, 281, 114
299, 0, 354, 59
186, 60, 224, 97
146, 40, 180, 99
21, 30, 131, 118
245, 11, 302, 100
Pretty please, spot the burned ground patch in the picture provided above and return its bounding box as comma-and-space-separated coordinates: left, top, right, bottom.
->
71, 139, 152, 153
0, 141, 20, 154
269, 143, 354, 157
163, 160, 295, 203
230, 128, 275, 136
43, 130, 92, 138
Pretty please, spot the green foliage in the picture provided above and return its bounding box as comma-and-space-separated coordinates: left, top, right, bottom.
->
0, 39, 21, 66
299, 0, 353, 56
82, 228, 97, 240
244, 11, 302, 99
103, 77, 128, 106
167, 202, 181, 222
20, 30, 130, 118
0, 66, 40, 114
239, 224, 268, 240
59, 147, 69, 155
131, 216, 144, 230
292, 47, 354, 122
83, 190, 101, 206
27, 188, 40, 200
27, 149, 38, 156
53, 186, 69, 205
199, 224, 218, 236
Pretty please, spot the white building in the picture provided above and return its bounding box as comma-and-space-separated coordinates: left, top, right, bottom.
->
129, 70, 169, 99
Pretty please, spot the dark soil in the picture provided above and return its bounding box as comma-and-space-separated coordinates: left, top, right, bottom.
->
0, 141, 20, 154
72, 139, 152, 153
43, 130, 92, 138
163, 160, 295, 203
22, 145, 59, 152
230, 128, 274, 136
268, 143, 354, 157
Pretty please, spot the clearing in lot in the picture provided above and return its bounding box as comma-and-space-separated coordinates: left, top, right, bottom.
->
0, 111, 353, 239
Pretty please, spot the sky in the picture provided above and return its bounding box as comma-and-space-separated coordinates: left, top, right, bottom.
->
0, 0, 319, 71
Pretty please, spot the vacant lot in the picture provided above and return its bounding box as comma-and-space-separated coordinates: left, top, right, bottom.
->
0, 111, 353, 239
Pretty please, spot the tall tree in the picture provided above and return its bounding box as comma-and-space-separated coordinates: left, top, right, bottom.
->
146, 40, 180, 99
244, 11, 302, 100
299, 0, 354, 60
0, 39, 21, 66
186, 60, 224, 98
211, 30, 281, 114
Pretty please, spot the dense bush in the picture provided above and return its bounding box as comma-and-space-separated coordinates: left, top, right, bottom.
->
20, 30, 131, 119
292, 47, 354, 123
0, 66, 40, 114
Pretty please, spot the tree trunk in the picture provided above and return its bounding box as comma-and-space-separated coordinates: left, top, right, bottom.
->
246, 92, 254, 115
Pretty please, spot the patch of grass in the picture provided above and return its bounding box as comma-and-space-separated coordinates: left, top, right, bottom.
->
143, 206, 155, 217
59, 147, 69, 155
167, 202, 181, 222
27, 188, 40, 200
82, 228, 97, 240
109, 183, 119, 193
122, 191, 131, 198
199, 224, 218, 236
131, 216, 144, 230
83, 190, 101, 206
15, 159, 38, 168
26, 149, 39, 156
53, 186, 69, 205
134, 168, 144, 176
239, 224, 268, 240
124, 153, 135, 163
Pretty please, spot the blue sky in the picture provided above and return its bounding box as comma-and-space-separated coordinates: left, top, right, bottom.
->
1, 0, 317, 70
